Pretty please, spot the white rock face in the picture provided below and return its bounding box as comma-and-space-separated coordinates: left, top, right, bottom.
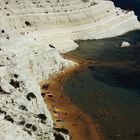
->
120, 41, 131, 48
0, 120, 36, 140
0, 0, 140, 140
0, 0, 140, 52
0, 46, 74, 140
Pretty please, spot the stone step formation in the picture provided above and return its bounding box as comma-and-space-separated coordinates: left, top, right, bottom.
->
0, 0, 140, 50
0, 0, 140, 140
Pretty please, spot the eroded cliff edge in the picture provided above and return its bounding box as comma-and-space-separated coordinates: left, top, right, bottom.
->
0, 0, 140, 139
0, 45, 74, 140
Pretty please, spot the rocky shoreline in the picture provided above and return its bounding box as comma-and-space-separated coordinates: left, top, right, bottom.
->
0, 0, 140, 139
0, 45, 75, 140
40, 55, 102, 140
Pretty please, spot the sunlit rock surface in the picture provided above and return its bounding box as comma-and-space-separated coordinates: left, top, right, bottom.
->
0, 0, 140, 139
0, 45, 73, 140
1, 0, 140, 53
120, 41, 131, 48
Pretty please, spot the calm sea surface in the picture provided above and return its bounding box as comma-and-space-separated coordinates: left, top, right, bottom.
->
63, 2, 140, 138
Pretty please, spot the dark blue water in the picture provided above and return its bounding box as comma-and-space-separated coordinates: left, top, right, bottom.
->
112, 0, 140, 20
63, 1, 140, 139
64, 30, 140, 140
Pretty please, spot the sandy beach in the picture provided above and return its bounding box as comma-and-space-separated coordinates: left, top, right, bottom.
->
40, 55, 102, 140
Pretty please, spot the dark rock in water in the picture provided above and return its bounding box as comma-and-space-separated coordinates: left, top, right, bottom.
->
130, 132, 140, 138
88, 66, 95, 71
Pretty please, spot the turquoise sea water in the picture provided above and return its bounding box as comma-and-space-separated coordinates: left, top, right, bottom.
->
64, 30, 140, 140
64, 1, 140, 139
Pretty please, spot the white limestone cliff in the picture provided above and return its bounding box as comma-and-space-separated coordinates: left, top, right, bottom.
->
1, 0, 140, 52
0, 0, 140, 139
0, 46, 74, 140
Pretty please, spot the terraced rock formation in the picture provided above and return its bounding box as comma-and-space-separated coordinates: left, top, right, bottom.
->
1, 0, 140, 52
0, 0, 140, 140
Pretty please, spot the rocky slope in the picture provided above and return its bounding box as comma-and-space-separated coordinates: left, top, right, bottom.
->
0, 0, 140, 140
1, 0, 140, 52
0, 45, 74, 140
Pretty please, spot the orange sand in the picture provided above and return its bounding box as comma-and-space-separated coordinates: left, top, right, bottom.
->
40, 55, 102, 140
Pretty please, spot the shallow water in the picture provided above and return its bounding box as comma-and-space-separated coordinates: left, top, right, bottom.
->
64, 30, 140, 140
